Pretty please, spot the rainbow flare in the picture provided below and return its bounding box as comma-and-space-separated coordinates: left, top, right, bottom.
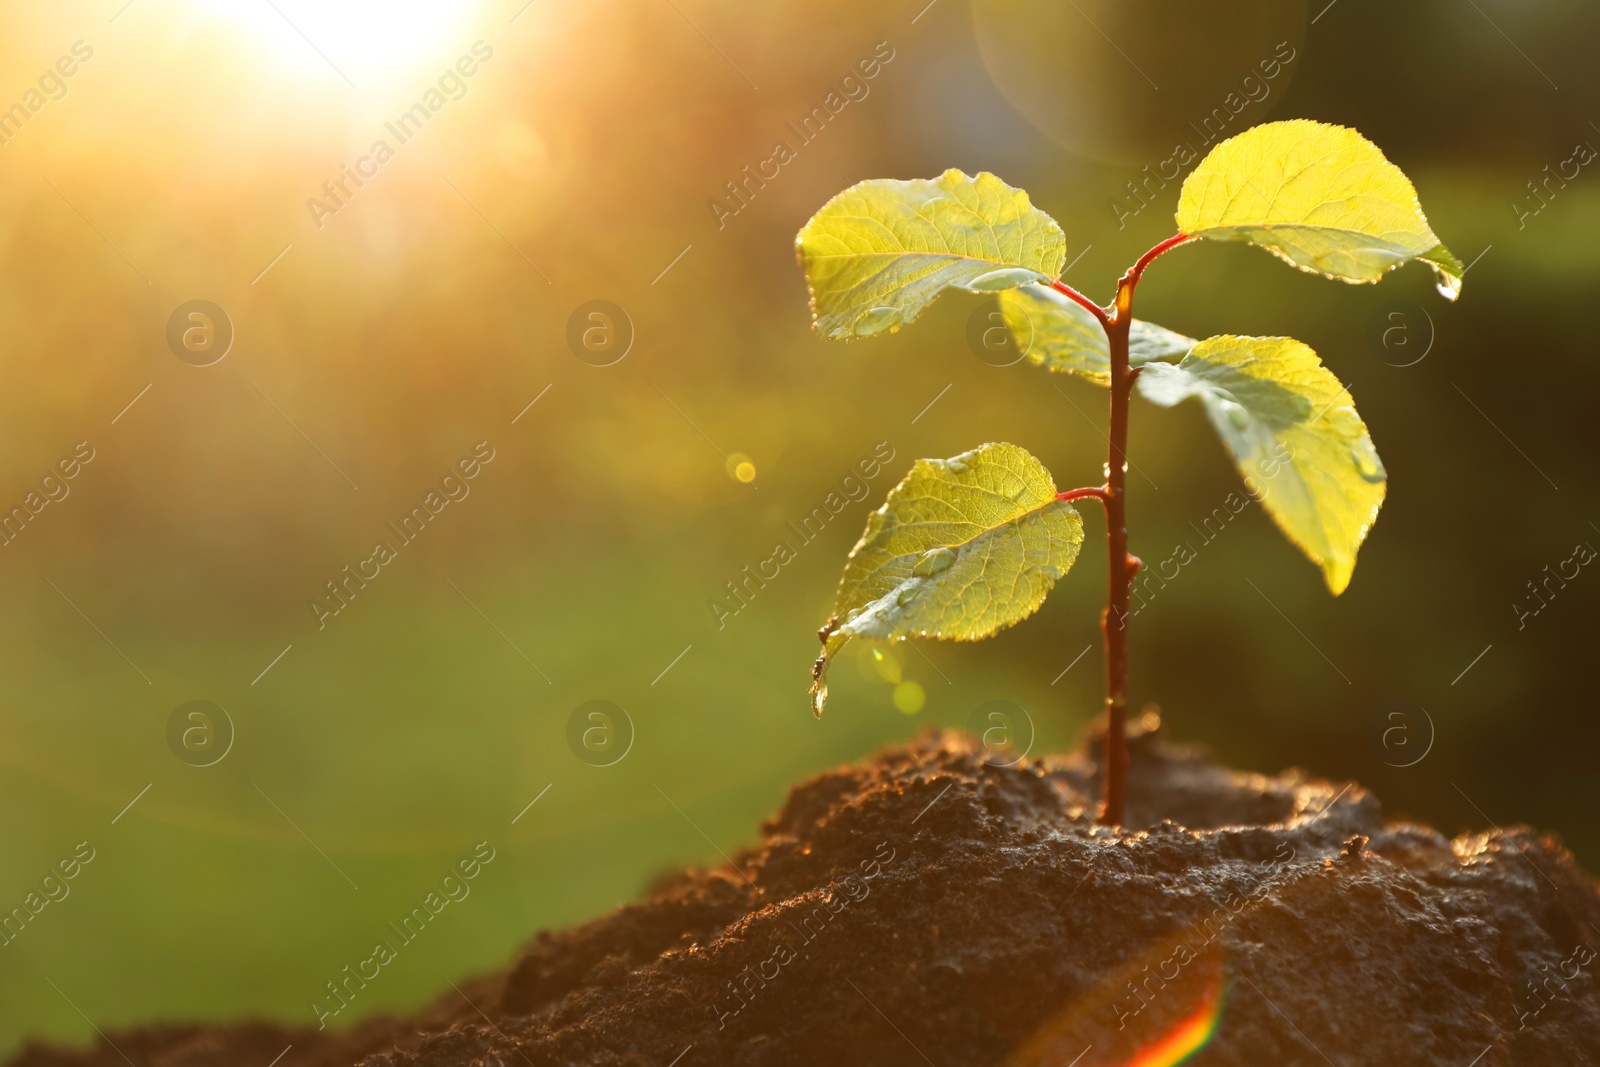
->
1113, 965, 1224, 1067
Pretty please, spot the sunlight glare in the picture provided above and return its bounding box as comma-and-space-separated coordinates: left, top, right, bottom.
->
189, 0, 484, 89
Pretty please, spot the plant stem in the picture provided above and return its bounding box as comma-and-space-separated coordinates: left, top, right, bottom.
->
1055, 486, 1109, 504
1129, 233, 1198, 284
1046, 279, 1111, 329
1096, 232, 1192, 826
1100, 291, 1134, 826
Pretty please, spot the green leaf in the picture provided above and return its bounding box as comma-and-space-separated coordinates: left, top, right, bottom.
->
998, 283, 1198, 385
810, 442, 1085, 715
1137, 335, 1385, 595
1176, 120, 1463, 300
796, 170, 1067, 341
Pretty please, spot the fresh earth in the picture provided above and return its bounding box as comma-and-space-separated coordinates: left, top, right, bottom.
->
13, 717, 1599, 1067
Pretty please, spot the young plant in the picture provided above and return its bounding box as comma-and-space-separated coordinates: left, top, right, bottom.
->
794, 120, 1461, 824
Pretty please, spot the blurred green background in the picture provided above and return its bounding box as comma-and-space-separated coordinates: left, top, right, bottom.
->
2, 0, 1597, 1054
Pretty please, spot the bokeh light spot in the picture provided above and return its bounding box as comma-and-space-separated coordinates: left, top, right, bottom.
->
870, 647, 903, 684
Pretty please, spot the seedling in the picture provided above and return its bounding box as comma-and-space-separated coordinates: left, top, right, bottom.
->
794, 121, 1461, 824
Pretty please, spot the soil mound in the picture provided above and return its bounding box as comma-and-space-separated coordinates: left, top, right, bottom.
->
13, 718, 1600, 1066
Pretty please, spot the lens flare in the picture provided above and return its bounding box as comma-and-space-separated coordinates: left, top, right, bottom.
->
1004, 938, 1226, 1067
1114, 967, 1223, 1067
892, 680, 925, 714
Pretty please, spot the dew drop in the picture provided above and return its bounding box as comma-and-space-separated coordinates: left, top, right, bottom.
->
945, 459, 968, 474
913, 547, 957, 577
1218, 399, 1250, 431
966, 267, 1040, 291
1349, 442, 1386, 482
1327, 406, 1363, 439
854, 306, 904, 336
896, 584, 920, 607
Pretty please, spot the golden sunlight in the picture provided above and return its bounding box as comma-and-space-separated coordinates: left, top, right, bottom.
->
187, 0, 485, 90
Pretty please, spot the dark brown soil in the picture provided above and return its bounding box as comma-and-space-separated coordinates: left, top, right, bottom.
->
12, 717, 1600, 1066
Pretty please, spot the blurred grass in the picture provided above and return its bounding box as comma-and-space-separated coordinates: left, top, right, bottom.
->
2, 0, 1599, 1055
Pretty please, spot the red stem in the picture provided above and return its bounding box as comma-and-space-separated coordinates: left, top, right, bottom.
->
1055, 487, 1109, 504
1095, 232, 1191, 826
1100, 308, 1133, 826
1127, 233, 1197, 288
1046, 278, 1111, 328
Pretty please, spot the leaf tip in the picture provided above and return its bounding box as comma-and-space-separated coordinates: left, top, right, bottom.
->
1422, 245, 1465, 302
808, 675, 827, 718
810, 617, 844, 717
1323, 562, 1354, 597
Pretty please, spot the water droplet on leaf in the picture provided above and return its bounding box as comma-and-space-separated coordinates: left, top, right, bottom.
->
1349, 442, 1386, 482
966, 267, 1040, 291
913, 547, 956, 576
1327, 406, 1364, 439
1218, 399, 1250, 431
854, 306, 903, 336
896, 584, 920, 607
